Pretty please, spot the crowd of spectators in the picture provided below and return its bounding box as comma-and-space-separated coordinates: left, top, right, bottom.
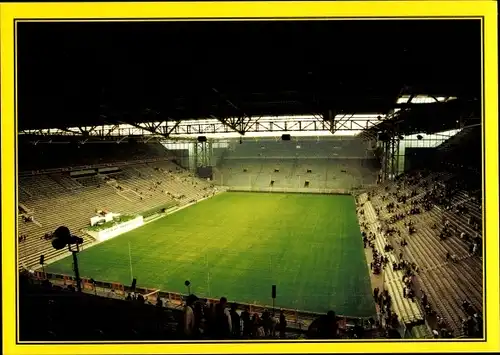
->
180, 294, 287, 339
21, 271, 368, 341
179, 294, 352, 340
359, 168, 483, 338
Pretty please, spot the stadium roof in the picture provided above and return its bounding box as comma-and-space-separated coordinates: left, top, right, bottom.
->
18, 20, 481, 134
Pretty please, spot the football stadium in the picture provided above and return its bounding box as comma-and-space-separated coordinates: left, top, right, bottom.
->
17, 20, 483, 341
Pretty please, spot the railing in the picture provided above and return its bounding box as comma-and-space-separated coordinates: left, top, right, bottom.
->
223, 156, 372, 160
18, 157, 174, 177
227, 186, 352, 195
31, 271, 377, 332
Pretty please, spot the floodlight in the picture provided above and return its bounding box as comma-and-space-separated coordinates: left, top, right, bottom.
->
51, 226, 84, 293
51, 226, 84, 250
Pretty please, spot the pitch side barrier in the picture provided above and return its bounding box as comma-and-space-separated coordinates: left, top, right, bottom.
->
227, 187, 353, 195
34, 271, 376, 331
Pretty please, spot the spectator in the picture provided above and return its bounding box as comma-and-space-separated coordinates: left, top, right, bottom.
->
474, 313, 483, 337
229, 303, 240, 338
353, 318, 364, 339
261, 309, 272, 336
182, 294, 198, 338
241, 306, 252, 338
251, 313, 265, 337
214, 297, 232, 339
155, 295, 163, 308
278, 309, 287, 339
205, 302, 216, 337
317, 311, 339, 339
421, 290, 428, 306
192, 300, 204, 338
373, 287, 380, 302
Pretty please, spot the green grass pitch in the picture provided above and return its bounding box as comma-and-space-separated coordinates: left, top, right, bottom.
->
47, 192, 375, 317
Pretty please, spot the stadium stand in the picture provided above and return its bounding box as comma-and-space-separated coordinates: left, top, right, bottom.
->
358, 163, 483, 338
215, 137, 379, 190
358, 197, 425, 326
16, 20, 482, 342
18, 143, 220, 270
18, 131, 483, 340
18, 129, 483, 341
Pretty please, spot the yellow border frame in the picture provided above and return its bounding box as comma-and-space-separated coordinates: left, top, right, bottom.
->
1, 1, 498, 354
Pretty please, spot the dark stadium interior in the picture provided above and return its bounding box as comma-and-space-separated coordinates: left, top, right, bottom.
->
18, 20, 480, 130
17, 20, 483, 341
